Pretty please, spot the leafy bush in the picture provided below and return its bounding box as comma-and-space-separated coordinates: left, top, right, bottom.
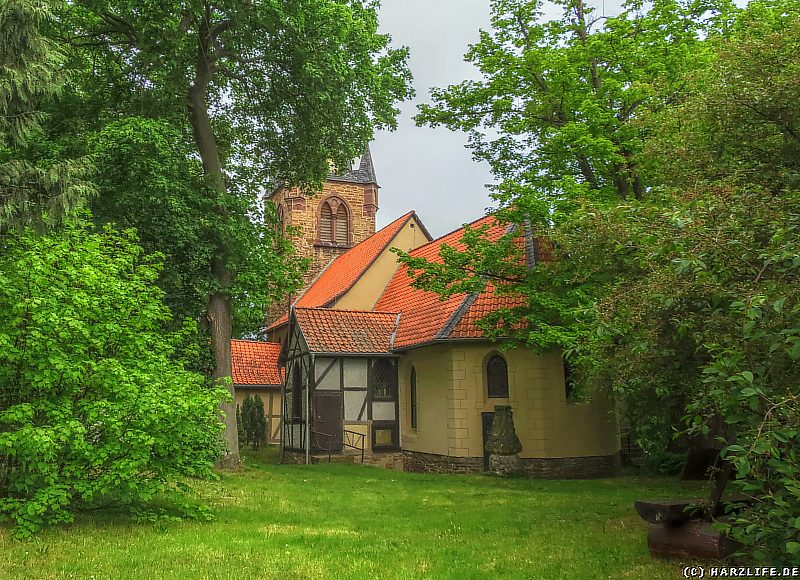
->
643, 451, 687, 476
0, 220, 226, 538
241, 395, 267, 450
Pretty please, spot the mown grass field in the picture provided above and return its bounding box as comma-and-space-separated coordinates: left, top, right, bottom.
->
0, 449, 705, 579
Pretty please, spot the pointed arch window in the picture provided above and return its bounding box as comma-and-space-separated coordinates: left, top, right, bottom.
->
487, 354, 509, 399
319, 197, 349, 245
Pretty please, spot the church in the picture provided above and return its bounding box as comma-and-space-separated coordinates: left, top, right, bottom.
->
231, 150, 620, 477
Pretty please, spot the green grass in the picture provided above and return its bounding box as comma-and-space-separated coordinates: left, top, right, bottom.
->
0, 449, 706, 579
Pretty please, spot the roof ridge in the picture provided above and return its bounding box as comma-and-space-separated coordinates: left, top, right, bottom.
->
408, 213, 507, 257
231, 338, 279, 345
295, 306, 400, 316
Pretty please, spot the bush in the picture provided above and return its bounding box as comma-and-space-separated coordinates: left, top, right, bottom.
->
0, 220, 227, 537
241, 395, 267, 449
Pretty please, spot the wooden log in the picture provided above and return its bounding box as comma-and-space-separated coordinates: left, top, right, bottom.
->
648, 520, 741, 560
635, 499, 704, 525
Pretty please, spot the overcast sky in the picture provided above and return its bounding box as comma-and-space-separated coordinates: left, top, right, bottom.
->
370, 1, 628, 237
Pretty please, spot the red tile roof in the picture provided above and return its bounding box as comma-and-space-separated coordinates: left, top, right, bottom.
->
231, 340, 282, 386
448, 281, 526, 339
266, 211, 419, 331
375, 215, 521, 349
294, 308, 399, 354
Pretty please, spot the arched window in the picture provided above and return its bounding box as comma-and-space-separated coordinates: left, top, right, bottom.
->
319, 198, 349, 245
410, 367, 418, 429
487, 354, 509, 398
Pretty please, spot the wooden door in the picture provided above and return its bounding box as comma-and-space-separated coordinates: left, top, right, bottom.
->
313, 391, 343, 452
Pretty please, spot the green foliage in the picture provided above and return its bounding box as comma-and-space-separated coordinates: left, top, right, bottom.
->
0, 219, 226, 538
558, 187, 800, 564
416, 0, 730, 213
88, 117, 301, 337
236, 405, 245, 448
0, 0, 92, 229
241, 395, 267, 450
46, 0, 412, 460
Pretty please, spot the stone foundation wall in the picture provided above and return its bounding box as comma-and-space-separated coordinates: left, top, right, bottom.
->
362, 452, 404, 470
403, 450, 620, 478
281, 449, 404, 470
521, 452, 621, 479
281, 450, 307, 464
402, 451, 483, 474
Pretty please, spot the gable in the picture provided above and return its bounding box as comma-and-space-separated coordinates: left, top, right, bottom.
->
334, 214, 430, 310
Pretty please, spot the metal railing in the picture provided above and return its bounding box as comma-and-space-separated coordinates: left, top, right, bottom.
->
343, 429, 365, 464
310, 429, 333, 463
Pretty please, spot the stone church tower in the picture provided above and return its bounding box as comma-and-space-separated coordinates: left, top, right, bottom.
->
266, 148, 379, 322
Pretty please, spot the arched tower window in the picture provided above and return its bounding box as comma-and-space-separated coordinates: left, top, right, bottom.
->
486, 354, 509, 398
319, 197, 349, 245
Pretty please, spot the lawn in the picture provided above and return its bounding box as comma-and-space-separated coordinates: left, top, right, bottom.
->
0, 449, 705, 579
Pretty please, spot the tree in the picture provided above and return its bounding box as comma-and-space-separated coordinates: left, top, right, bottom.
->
0, 0, 92, 229
416, 0, 728, 215
403, 0, 730, 357
0, 219, 226, 538
55, 0, 412, 465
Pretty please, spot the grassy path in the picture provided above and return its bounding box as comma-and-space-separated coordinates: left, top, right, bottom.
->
0, 452, 703, 579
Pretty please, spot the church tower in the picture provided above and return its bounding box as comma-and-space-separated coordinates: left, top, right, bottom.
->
269, 147, 379, 290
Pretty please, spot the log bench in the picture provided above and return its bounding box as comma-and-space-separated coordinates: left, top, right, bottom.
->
634, 498, 748, 560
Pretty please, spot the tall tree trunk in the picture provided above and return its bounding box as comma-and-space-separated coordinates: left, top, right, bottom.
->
188, 13, 239, 467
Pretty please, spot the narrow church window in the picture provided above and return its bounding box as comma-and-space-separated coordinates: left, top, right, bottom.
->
487, 354, 509, 398
319, 198, 349, 245
410, 367, 418, 429
371, 359, 396, 400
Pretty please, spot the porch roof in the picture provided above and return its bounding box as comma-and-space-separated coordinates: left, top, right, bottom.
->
294, 307, 400, 355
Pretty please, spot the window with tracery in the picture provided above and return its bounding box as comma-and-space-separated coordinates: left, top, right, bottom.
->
319, 198, 349, 245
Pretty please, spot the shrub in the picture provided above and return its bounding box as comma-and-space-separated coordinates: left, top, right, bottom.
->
241, 395, 267, 449
0, 220, 226, 537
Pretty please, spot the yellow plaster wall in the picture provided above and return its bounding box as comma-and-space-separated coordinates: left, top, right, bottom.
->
398, 343, 619, 459
334, 216, 431, 311
398, 345, 452, 456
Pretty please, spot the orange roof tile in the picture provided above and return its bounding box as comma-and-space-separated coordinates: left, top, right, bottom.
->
448, 281, 527, 339
231, 340, 282, 386
375, 215, 513, 349
294, 308, 399, 354
265, 211, 418, 332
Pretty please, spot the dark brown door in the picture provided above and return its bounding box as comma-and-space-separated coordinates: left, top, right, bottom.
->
313, 391, 343, 452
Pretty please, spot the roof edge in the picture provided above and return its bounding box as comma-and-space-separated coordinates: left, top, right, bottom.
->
306, 211, 416, 308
